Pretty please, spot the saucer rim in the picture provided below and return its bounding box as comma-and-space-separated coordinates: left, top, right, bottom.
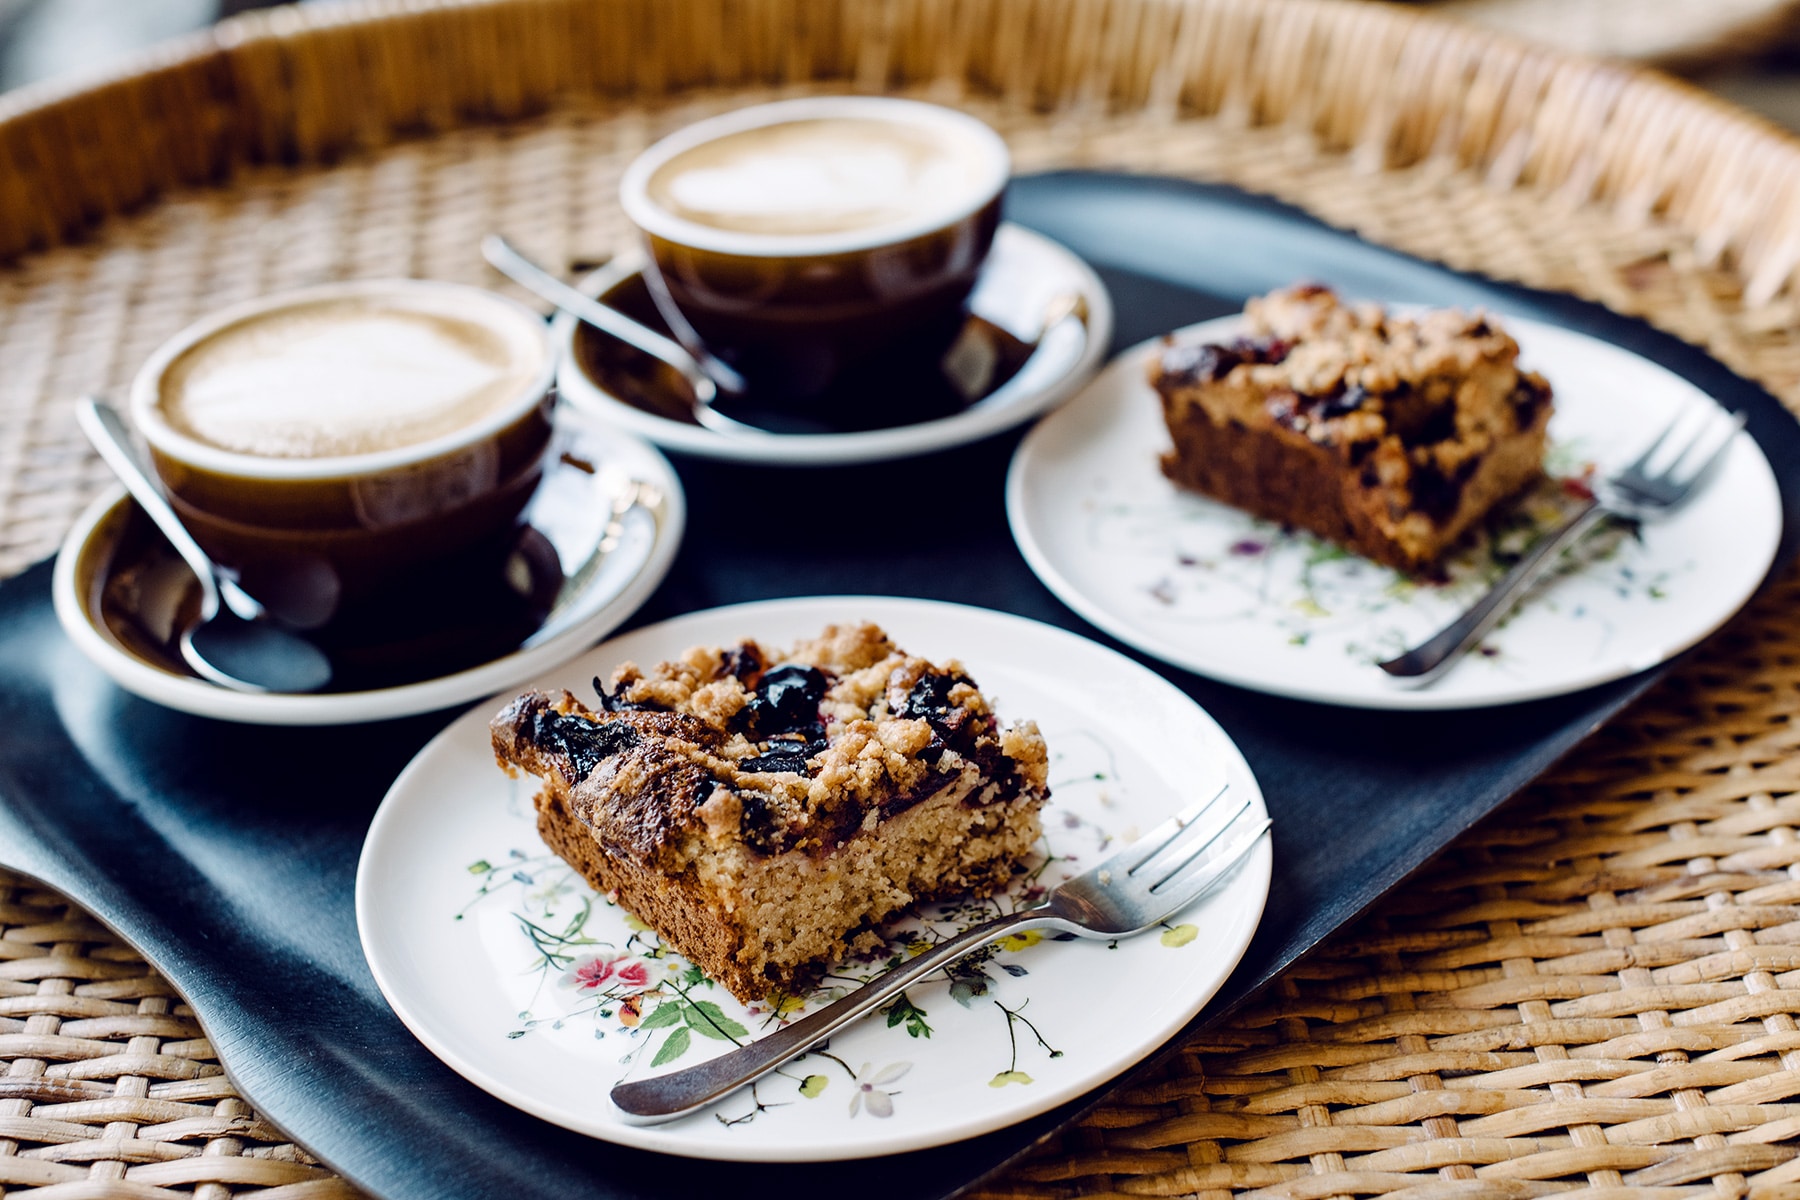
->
551, 222, 1114, 465
51, 426, 687, 726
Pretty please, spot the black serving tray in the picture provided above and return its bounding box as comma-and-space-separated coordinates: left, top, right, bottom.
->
2, 172, 1797, 1200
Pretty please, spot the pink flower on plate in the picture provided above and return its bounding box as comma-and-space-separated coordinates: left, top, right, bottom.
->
562, 953, 655, 994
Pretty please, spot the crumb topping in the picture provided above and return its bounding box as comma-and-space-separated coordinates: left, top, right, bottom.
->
493, 623, 1048, 866
1239, 282, 1517, 395
1152, 284, 1553, 528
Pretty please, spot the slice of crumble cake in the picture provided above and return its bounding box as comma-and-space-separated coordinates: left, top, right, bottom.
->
1151, 283, 1553, 574
489, 622, 1049, 1002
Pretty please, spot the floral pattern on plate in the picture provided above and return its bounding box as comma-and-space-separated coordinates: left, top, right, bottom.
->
1008, 314, 1781, 710
1107, 442, 1682, 670
457, 731, 1194, 1127
356, 597, 1270, 1161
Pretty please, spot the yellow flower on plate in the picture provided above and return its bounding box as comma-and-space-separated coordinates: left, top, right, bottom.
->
765, 989, 807, 1018
998, 929, 1043, 953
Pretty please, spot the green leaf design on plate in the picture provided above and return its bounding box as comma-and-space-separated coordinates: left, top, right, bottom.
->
688, 1000, 749, 1041
881, 992, 933, 1038
651, 1026, 691, 1067
467, 860, 492, 874
1160, 924, 1198, 948
799, 1074, 828, 1098
639, 1001, 684, 1030
989, 1071, 1033, 1087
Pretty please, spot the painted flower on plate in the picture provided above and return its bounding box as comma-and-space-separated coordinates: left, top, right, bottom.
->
997, 929, 1043, 953
562, 953, 655, 993
849, 1062, 911, 1118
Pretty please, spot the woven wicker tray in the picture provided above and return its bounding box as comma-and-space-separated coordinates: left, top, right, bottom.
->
1425, 0, 1800, 68
5, 1, 1800, 1197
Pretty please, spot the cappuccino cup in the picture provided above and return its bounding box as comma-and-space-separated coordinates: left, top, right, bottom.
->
619, 97, 1010, 402
129, 279, 556, 616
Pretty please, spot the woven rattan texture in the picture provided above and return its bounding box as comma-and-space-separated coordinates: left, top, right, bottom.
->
981, 572, 1800, 1199
0, 870, 360, 1199
2, 0, 1800, 1196
4, 97, 1799, 579
1427, 0, 1800, 68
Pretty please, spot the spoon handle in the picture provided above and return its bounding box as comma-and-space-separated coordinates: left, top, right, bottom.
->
76, 398, 224, 619
482, 235, 746, 397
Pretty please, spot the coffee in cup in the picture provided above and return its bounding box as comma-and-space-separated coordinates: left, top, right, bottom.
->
130, 279, 556, 616
619, 97, 1010, 401
157, 296, 541, 461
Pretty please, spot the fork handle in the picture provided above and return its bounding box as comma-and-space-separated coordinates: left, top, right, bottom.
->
1378, 497, 1607, 687
610, 908, 1050, 1124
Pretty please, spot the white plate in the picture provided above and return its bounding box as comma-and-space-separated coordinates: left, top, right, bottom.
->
52, 411, 686, 725
553, 224, 1113, 465
356, 596, 1270, 1161
1008, 315, 1783, 710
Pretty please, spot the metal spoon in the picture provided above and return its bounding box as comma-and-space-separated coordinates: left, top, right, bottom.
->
481, 235, 770, 438
77, 398, 334, 694
941, 289, 1090, 401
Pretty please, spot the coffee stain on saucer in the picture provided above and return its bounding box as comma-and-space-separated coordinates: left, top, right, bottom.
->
572, 274, 1035, 436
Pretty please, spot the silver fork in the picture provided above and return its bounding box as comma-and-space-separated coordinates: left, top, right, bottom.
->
609, 785, 1270, 1123
1379, 406, 1747, 688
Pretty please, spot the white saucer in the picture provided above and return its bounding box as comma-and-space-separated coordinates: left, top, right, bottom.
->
52, 410, 686, 726
1008, 314, 1783, 710
357, 596, 1270, 1161
553, 223, 1113, 466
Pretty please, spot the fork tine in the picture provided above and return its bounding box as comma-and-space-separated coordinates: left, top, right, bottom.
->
1660, 409, 1745, 489
1141, 793, 1253, 889
1149, 816, 1271, 906
1116, 782, 1230, 877
1619, 409, 1688, 479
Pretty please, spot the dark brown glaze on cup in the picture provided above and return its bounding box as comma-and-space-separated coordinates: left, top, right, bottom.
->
642, 194, 1003, 400
147, 398, 554, 603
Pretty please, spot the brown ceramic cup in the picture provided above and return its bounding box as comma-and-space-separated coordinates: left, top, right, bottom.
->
128, 279, 556, 618
618, 97, 1010, 402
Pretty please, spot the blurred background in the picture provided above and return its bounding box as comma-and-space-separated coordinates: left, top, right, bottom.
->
3, 0, 1800, 132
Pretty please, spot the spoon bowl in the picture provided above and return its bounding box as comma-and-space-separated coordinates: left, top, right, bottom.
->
76, 397, 334, 694
182, 610, 334, 693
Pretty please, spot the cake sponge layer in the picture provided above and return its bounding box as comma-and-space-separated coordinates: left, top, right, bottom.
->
490, 623, 1049, 1001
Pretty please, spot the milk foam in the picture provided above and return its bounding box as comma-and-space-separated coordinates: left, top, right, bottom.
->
646, 117, 990, 237
159, 301, 538, 459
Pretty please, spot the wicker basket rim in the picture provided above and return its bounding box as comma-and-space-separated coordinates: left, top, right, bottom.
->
2, 0, 1800, 304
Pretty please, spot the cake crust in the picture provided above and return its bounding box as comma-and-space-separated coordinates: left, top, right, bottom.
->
1151, 284, 1553, 573
490, 623, 1049, 1002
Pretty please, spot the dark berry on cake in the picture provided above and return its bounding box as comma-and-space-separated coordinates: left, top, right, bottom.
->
490, 623, 1050, 1002
1150, 284, 1553, 574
